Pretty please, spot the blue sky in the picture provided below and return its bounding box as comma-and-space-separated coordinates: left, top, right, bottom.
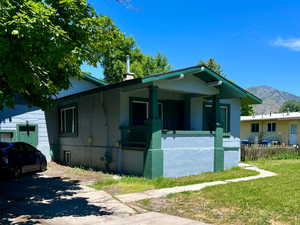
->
82, 0, 300, 95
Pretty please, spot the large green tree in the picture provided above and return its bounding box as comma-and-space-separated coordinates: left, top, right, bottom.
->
102, 40, 171, 83
199, 58, 255, 116
279, 100, 300, 113
0, 0, 128, 109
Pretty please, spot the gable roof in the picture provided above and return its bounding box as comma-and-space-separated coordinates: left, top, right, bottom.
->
58, 65, 262, 104
83, 74, 107, 86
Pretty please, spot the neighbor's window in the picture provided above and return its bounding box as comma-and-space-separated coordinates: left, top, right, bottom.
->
60, 106, 77, 135
251, 123, 259, 133
268, 123, 276, 132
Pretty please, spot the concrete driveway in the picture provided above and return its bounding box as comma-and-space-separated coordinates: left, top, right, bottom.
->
0, 164, 208, 225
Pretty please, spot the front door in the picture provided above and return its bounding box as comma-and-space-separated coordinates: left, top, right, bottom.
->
289, 124, 298, 145
17, 124, 38, 147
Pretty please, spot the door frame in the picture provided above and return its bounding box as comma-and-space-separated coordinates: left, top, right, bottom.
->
288, 123, 298, 145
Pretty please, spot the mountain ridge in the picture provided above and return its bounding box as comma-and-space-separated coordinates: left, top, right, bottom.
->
247, 85, 300, 115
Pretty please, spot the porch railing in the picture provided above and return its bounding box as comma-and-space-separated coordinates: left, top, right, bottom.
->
120, 125, 149, 148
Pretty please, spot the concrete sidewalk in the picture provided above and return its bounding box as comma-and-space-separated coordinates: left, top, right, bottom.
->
115, 163, 277, 203
102, 212, 209, 225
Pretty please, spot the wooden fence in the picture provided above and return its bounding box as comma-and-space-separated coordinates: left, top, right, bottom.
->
241, 144, 300, 161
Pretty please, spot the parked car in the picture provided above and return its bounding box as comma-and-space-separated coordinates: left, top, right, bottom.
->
0, 142, 47, 177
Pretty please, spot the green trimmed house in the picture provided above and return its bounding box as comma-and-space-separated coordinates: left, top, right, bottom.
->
46, 65, 261, 178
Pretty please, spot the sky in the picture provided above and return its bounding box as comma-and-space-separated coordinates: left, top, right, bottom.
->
82, 0, 300, 95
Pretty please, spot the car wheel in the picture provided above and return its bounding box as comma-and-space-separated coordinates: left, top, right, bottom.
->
13, 167, 22, 178
39, 160, 47, 172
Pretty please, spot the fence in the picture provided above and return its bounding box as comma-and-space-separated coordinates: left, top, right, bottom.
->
241, 144, 300, 161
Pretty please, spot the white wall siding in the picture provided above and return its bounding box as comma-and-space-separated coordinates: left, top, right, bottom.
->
0, 105, 51, 161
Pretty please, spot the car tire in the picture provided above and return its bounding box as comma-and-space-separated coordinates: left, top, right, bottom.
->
13, 167, 22, 178
39, 160, 47, 172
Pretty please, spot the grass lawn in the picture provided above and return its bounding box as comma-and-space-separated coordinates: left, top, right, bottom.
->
137, 159, 300, 225
90, 167, 258, 195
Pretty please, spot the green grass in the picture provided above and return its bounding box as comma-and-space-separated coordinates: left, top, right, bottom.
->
138, 159, 300, 225
90, 167, 258, 195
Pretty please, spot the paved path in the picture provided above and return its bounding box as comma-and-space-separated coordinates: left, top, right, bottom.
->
102, 212, 208, 225
115, 163, 277, 203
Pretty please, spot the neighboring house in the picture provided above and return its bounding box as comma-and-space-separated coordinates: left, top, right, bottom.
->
0, 75, 105, 161
46, 65, 261, 178
241, 112, 300, 145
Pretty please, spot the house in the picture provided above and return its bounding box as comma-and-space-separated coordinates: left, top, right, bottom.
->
241, 112, 300, 145
0, 75, 105, 161
46, 65, 261, 178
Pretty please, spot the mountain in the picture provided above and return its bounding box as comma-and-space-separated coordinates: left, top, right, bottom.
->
247, 85, 300, 115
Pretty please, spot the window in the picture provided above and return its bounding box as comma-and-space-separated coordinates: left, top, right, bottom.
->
251, 123, 259, 133
60, 106, 77, 135
0, 132, 14, 142
130, 100, 163, 126
203, 104, 230, 132
64, 151, 71, 165
267, 123, 276, 132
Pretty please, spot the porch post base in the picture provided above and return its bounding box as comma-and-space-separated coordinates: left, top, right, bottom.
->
214, 126, 224, 172
143, 149, 164, 179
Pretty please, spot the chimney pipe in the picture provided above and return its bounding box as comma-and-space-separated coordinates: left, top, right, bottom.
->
123, 55, 135, 81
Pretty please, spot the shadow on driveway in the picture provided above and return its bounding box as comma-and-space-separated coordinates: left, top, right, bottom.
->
0, 174, 113, 225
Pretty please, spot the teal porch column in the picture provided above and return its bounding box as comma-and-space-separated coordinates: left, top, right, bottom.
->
144, 85, 164, 179
212, 95, 224, 172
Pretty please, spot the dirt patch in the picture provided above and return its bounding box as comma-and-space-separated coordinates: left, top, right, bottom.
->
45, 162, 111, 185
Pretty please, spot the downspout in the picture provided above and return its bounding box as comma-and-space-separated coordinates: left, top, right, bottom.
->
100, 92, 112, 171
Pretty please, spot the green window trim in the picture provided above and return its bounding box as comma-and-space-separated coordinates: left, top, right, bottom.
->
16, 124, 39, 147
58, 103, 78, 137
202, 102, 231, 133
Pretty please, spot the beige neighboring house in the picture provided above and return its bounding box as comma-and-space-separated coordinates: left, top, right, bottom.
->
241, 112, 300, 145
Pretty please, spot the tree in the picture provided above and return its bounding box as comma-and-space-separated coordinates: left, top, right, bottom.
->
0, 0, 127, 109
199, 58, 226, 77
241, 101, 255, 116
102, 40, 171, 83
279, 100, 300, 113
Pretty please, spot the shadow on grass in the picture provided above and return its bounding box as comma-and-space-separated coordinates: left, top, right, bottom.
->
0, 173, 113, 225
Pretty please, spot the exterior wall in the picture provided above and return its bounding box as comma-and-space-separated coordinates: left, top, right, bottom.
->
0, 105, 51, 161
122, 149, 144, 176
162, 134, 215, 178
47, 89, 121, 170
241, 119, 300, 145
223, 136, 241, 169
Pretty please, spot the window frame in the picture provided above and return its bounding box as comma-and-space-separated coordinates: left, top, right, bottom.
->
267, 122, 276, 132
129, 97, 163, 126
59, 104, 78, 137
202, 102, 231, 133
251, 123, 260, 133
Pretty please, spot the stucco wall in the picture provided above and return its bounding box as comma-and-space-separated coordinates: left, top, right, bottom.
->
162, 134, 215, 178
47, 89, 122, 171
223, 136, 241, 170
0, 105, 51, 161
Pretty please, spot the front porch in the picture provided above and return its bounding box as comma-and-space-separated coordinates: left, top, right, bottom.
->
119, 83, 239, 178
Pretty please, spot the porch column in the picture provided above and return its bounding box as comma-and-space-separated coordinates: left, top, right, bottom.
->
212, 95, 224, 172
144, 85, 163, 179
